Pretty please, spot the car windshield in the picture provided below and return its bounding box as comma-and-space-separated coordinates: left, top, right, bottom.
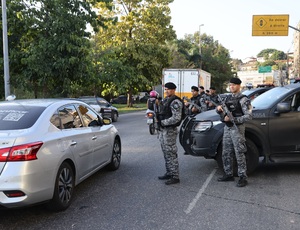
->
97, 98, 109, 106
242, 90, 258, 97
252, 87, 291, 109
0, 105, 45, 130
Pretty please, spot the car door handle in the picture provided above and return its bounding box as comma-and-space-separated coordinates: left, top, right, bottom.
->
92, 136, 97, 140
70, 141, 77, 146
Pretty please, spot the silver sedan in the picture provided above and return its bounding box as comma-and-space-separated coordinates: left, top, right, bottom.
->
0, 99, 121, 211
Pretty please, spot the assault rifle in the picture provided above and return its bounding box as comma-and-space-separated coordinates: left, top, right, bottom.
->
182, 96, 202, 113
217, 94, 238, 130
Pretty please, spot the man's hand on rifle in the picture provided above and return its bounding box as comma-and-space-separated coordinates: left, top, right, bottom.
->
184, 102, 190, 107
191, 107, 199, 113
217, 105, 229, 122
216, 105, 223, 112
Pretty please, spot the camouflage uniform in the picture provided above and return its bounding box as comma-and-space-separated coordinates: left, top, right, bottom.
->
199, 95, 208, 112
187, 94, 201, 115
221, 92, 252, 178
158, 97, 183, 180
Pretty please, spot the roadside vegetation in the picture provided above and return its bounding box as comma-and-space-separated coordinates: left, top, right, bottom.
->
0, 0, 287, 103
112, 103, 147, 114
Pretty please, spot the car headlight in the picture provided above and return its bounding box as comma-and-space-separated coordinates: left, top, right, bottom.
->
212, 120, 223, 126
193, 120, 223, 132
193, 121, 213, 132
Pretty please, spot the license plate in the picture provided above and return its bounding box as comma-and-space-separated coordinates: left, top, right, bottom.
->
147, 119, 153, 124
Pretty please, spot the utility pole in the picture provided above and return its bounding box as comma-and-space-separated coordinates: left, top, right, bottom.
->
2, 0, 11, 99
199, 24, 204, 70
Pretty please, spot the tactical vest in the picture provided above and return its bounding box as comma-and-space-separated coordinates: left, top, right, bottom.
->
147, 98, 156, 111
190, 94, 201, 104
159, 95, 185, 127
224, 94, 247, 117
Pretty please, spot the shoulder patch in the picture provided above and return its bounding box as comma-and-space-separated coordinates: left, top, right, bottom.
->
172, 102, 180, 109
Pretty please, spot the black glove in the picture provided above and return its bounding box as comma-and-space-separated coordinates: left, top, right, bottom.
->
157, 119, 165, 130
157, 120, 162, 128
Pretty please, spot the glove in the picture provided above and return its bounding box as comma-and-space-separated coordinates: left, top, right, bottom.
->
157, 120, 162, 128
157, 120, 164, 130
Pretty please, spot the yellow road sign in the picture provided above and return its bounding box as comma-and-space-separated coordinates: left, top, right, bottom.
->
252, 15, 289, 36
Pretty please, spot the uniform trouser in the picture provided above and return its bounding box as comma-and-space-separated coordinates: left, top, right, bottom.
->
159, 126, 179, 179
222, 124, 247, 178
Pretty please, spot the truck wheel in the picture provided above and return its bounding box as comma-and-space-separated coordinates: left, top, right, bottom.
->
216, 138, 259, 175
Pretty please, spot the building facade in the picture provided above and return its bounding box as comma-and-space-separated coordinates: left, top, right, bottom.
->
293, 21, 300, 78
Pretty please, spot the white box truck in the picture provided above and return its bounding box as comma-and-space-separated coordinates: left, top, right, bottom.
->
162, 69, 211, 98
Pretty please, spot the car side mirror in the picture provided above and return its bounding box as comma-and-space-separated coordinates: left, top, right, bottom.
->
102, 117, 112, 125
276, 102, 291, 114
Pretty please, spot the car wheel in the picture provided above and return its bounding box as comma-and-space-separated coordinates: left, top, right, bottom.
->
216, 138, 259, 175
46, 162, 75, 211
112, 111, 118, 122
107, 139, 121, 170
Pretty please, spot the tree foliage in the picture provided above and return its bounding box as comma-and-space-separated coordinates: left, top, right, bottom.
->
169, 32, 233, 92
257, 48, 287, 70
1, 0, 109, 99
92, 0, 176, 106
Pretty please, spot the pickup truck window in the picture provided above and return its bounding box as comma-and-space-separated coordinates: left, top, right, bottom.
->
252, 87, 290, 109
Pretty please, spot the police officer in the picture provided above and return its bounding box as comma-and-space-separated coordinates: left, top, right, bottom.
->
216, 77, 252, 187
199, 86, 205, 97
185, 86, 201, 115
199, 86, 208, 112
157, 82, 183, 185
205, 86, 220, 110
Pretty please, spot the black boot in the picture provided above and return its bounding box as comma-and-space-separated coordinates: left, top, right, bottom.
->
165, 178, 180, 185
236, 176, 248, 187
217, 175, 234, 182
158, 174, 171, 180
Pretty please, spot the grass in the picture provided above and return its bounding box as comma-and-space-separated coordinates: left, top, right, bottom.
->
112, 103, 147, 114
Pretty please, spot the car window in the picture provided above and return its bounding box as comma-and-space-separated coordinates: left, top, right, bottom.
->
291, 93, 300, 111
58, 104, 84, 129
0, 105, 45, 130
252, 87, 291, 109
50, 113, 62, 129
76, 104, 100, 127
97, 98, 109, 107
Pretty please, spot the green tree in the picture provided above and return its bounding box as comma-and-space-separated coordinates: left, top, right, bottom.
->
257, 48, 287, 71
0, 0, 29, 99
170, 32, 233, 92
92, 0, 176, 106
1, 0, 109, 99
167, 40, 190, 68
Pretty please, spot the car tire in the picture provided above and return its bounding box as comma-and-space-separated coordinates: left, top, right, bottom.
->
107, 139, 121, 170
216, 138, 259, 175
46, 162, 75, 211
112, 111, 118, 122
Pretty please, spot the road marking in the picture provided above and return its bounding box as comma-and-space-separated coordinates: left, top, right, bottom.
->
184, 168, 217, 214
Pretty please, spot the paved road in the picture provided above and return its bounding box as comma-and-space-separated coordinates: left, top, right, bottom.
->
1, 111, 300, 230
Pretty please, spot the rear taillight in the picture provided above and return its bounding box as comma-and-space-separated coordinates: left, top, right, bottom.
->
3, 190, 26, 197
147, 113, 154, 118
0, 142, 43, 162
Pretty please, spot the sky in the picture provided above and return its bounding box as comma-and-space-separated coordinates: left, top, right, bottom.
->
169, 0, 300, 60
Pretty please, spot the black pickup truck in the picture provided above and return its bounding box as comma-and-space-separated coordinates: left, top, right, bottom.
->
179, 83, 300, 174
